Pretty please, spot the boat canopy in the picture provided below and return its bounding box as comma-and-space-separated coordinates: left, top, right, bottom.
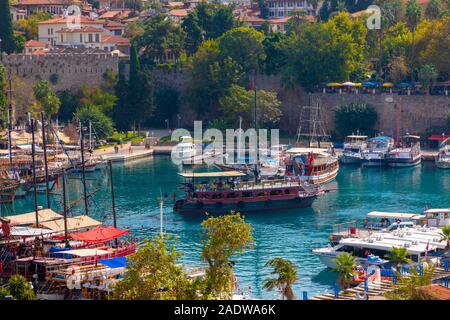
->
7, 209, 62, 226
54, 248, 111, 258
286, 147, 329, 155
346, 135, 368, 139
41, 215, 102, 232
1, 226, 54, 237
99, 256, 128, 269
70, 226, 129, 243
403, 135, 421, 140
424, 208, 450, 214
178, 171, 246, 178
367, 211, 425, 220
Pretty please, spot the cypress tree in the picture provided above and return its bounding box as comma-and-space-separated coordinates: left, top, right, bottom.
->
0, 0, 16, 53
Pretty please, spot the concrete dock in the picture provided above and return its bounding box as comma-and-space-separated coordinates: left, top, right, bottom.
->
94, 144, 153, 162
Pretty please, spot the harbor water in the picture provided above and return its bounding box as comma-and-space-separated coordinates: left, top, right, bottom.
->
2, 156, 449, 298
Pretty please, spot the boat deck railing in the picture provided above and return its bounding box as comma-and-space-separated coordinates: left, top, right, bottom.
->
193, 179, 306, 193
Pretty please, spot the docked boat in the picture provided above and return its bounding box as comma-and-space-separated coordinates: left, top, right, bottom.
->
339, 135, 368, 164
172, 136, 197, 165
313, 229, 444, 269
285, 147, 339, 185
386, 134, 421, 168
435, 137, 450, 169
362, 136, 395, 167
173, 171, 323, 215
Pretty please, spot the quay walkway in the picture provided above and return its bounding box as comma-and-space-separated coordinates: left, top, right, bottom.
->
310, 266, 450, 301
94, 144, 153, 163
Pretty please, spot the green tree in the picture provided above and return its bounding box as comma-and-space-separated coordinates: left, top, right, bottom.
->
182, 2, 237, 54
136, 13, 186, 64
418, 64, 438, 93
0, 287, 10, 299
381, 22, 412, 69
440, 225, 450, 253
111, 235, 198, 300
76, 105, 114, 140
385, 263, 436, 300
33, 80, 61, 117
77, 85, 117, 117
219, 85, 282, 128
386, 247, 411, 272
263, 258, 298, 300
57, 90, 78, 122
286, 10, 308, 34
425, 0, 442, 19
218, 27, 265, 74
0, 0, 16, 53
388, 55, 410, 83
7, 275, 35, 300
334, 102, 378, 138
16, 12, 52, 40
152, 85, 180, 126
186, 39, 244, 116
379, 0, 405, 27
0, 64, 7, 122
201, 212, 253, 299
334, 252, 357, 290
406, 0, 423, 71
263, 32, 287, 75
114, 72, 132, 133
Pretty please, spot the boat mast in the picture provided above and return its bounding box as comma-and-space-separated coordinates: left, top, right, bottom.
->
238, 116, 242, 161
79, 120, 89, 216
7, 73, 13, 165
252, 76, 258, 183
40, 112, 51, 209
89, 120, 92, 151
159, 195, 164, 236
29, 116, 39, 226
62, 172, 68, 245
109, 160, 118, 247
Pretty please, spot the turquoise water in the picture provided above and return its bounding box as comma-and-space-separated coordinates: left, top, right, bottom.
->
2, 157, 449, 298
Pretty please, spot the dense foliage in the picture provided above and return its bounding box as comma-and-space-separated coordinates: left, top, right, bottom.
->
334, 102, 378, 138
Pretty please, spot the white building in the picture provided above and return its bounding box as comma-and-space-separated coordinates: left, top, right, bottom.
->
267, 0, 315, 18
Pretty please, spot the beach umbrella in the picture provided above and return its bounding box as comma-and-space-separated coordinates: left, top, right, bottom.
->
354, 83, 362, 87
362, 81, 375, 87
341, 82, 356, 86
326, 82, 342, 87
396, 82, 410, 87
382, 82, 394, 87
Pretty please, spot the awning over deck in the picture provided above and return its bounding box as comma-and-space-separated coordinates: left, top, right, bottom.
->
178, 171, 246, 178
70, 226, 129, 243
99, 256, 128, 269
53, 248, 111, 258
7, 209, 62, 226
40, 215, 102, 232
367, 211, 424, 220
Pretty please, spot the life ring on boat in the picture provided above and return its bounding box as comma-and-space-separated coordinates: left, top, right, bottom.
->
196, 201, 204, 209
237, 201, 245, 208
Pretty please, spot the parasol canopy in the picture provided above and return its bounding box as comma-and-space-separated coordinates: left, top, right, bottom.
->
326, 82, 342, 87
69, 226, 129, 243
382, 82, 394, 87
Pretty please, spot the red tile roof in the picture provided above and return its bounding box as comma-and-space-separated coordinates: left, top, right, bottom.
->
25, 39, 47, 47
101, 35, 130, 45
169, 9, 189, 17
14, 0, 66, 5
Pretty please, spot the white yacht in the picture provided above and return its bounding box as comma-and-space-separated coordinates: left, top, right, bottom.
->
386, 134, 421, 168
173, 136, 196, 164
435, 137, 450, 169
339, 135, 368, 164
362, 136, 395, 167
313, 231, 443, 269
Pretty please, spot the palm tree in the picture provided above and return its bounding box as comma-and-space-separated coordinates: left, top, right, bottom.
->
386, 247, 411, 273
405, 0, 422, 72
334, 252, 357, 291
440, 225, 450, 253
263, 258, 298, 300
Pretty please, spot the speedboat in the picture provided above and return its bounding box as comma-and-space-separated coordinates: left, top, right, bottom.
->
362, 136, 394, 167
339, 135, 368, 164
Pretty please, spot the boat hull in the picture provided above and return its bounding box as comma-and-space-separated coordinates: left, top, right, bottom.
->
362, 158, 386, 167
174, 195, 317, 215
435, 159, 450, 169
386, 157, 421, 168
300, 166, 339, 185
339, 154, 362, 164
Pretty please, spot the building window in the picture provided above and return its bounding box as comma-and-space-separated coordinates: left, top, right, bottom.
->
95, 34, 100, 42
60, 35, 63, 42
88, 34, 93, 42
80, 34, 83, 42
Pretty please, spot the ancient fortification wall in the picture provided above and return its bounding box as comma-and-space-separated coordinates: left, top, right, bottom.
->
1, 53, 119, 92
153, 70, 450, 136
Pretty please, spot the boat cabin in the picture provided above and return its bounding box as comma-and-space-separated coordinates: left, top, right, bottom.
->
423, 209, 450, 227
